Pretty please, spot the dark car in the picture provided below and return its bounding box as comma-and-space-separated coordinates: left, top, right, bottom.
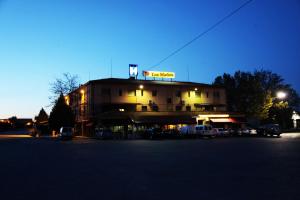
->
145, 128, 163, 139
58, 127, 74, 140
257, 124, 281, 137
95, 128, 113, 139
162, 129, 180, 139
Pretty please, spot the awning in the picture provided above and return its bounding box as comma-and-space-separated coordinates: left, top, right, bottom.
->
96, 112, 133, 125
133, 115, 196, 125
210, 118, 237, 123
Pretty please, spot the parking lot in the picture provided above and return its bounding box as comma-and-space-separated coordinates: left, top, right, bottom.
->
0, 133, 299, 200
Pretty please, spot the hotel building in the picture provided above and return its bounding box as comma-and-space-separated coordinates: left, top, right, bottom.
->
66, 77, 242, 136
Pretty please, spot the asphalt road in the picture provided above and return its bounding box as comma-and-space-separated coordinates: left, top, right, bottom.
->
0, 134, 299, 200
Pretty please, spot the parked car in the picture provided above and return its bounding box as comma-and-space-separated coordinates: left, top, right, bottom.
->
180, 126, 196, 137
248, 128, 257, 135
95, 128, 113, 139
145, 128, 163, 139
227, 128, 235, 136
216, 128, 230, 137
162, 129, 180, 139
257, 124, 281, 137
235, 128, 249, 136
195, 125, 218, 138
58, 127, 74, 140
233, 127, 256, 136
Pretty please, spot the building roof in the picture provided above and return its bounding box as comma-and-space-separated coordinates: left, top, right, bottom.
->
84, 78, 223, 88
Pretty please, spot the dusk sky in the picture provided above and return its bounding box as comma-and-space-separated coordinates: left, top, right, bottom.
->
0, 0, 300, 118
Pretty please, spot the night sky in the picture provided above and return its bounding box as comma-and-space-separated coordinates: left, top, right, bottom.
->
0, 0, 300, 118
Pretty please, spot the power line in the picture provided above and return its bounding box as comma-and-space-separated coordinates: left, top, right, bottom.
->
148, 0, 254, 70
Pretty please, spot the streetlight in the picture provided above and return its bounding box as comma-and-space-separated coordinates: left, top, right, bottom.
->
276, 91, 287, 100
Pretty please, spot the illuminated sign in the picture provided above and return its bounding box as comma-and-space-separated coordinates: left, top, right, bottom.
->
143, 71, 175, 79
129, 64, 138, 78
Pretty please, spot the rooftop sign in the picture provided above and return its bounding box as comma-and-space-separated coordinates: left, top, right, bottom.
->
129, 64, 138, 79
143, 71, 175, 79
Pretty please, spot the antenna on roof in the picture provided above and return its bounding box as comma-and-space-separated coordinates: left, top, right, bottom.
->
110, 58, 113, 78
187, 65, 190, 82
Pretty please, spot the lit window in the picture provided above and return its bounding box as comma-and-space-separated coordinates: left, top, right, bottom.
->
195, 91, 201, 97
128, 90, 136, 96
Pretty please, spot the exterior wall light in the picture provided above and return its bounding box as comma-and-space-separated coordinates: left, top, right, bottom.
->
80, 89, 84, 94
139, 85, 144, 89
194, 88, 198, 91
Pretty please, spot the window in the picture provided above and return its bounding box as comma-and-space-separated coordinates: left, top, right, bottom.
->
118, 89, 122, 96
176, 91, 181, 97
152, 90, 157, 96
152, 105, 159, 111
213, 91, 220, 98
195, 91, 201, 97
128, 90, 136, 96
167, 98, 172, 104
176, 105, 182, 111
186, 106, 191, 111
142, 106, 147, 112
101, 88, 111, 95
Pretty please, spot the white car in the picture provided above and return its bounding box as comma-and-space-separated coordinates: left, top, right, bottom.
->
195, 125, 218, 137
59, 127, 74, 140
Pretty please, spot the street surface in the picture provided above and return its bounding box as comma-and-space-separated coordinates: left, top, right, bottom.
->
0, 132, 299, 200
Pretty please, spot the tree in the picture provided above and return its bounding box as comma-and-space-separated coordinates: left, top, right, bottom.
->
48, 94, 75, 132
35, 108, 48, 124
34, 108, 49, 135
214, 73, 236, 111
8, 116, 18, 128
49, 73, 79, 105
213, 69, 300, 128
214, 71, 266, 118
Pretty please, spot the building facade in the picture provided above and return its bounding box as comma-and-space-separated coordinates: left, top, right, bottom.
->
66, 78, 242, 136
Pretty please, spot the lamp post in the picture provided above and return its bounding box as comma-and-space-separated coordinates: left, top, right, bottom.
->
272, 91, 288, 129
276, 91, 287, 100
